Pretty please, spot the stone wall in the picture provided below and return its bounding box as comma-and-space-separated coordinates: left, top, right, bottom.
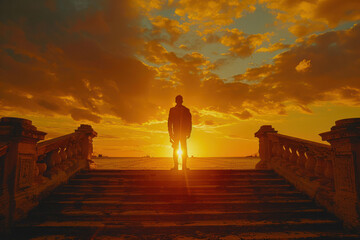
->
255, 118, 360, 230
0, 117, 97, 233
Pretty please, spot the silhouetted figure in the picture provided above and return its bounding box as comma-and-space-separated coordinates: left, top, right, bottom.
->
168, 95, 192, 170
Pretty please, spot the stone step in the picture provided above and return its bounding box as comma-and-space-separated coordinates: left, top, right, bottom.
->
68, 178, 288, 186
15, 219, 343, 236
30, 207, 325, 216
84, 169, 275, 175
37, 199, 318, 213
27, 209, 332, 223
74, 175, 284, 181
46, 192, 308, 202
76, 171, 281, 180
13, 169, 359, 239
12, 230, 360, 240
49, 190, 305, 197
57, 184, 295, 193
52, 189, 302, 196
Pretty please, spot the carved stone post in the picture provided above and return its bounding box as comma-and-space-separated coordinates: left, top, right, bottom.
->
255, 125, 277, 169
75, 124, 97, 168
0, 117, 46, 231
320, 118, 360, 230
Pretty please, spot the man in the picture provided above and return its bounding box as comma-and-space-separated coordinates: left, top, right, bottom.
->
168, 95, 192, 170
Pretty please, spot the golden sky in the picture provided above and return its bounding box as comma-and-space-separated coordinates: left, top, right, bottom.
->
1, 0, 360, 157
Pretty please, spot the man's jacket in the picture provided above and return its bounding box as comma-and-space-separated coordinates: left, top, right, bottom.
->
168, 105, 192, 139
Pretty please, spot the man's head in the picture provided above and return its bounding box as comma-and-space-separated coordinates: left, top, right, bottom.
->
175, 95, 183, 105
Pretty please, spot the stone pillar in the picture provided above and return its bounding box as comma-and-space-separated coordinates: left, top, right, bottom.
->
0, 117, 46, 231
320, 118, 360, 230
254, 125, 277, 169
75, 124, 97, 168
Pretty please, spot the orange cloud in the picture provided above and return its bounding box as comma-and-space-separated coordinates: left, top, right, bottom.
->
234, 64, 274, 82
260, 0, 360, 37
256, 42, 291, 53
150, 16, 189, 44
249, 24, 360, 106
295, 59, 311, 72
175, 0, 256, 33
0, 0, 158, 123
233, 110, 253, 120
1, 0, 360, 127
70, 108, 101, 123
220, 29, 272, 57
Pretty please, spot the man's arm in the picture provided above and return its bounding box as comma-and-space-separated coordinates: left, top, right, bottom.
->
168, 109, 173, 140
187, 110, 192, 138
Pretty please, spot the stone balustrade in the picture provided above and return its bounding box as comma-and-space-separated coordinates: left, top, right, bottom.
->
0, 143, 9, 229
255, 118, 360, 230
0, 117, 96, 233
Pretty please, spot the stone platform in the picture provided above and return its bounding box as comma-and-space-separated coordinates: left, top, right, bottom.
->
11, 170, 360, 239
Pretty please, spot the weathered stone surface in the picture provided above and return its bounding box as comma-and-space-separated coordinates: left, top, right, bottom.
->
254, 125, 277, 169
255, 118, 360, 231
0, 117, 96, 235
320, 118, 360, 230
10, 170, 360, 239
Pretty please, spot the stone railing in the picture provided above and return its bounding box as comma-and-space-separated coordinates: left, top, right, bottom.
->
0, 143, 9, 228
255, 118, 360, 230
0, 117, 97, 233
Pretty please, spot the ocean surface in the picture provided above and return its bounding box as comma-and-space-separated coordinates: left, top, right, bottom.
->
91, 157, 260, 170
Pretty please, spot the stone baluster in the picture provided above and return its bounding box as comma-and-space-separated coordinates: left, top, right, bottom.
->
297, 148, 307, 170
278, 144, 285, 164
289, 145, 299, 166
36, 163, 47, 177
314, 155, 325, 178
285, 144, 294, 167
66, 143, 74, 159
75, 142, 81, 158
60, 148, 67, 162
320, 118, 360, 230
304, 151, 316, 178
323, 158, 334, 181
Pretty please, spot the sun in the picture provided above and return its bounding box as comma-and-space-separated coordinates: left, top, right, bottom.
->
177, 142, 183, 170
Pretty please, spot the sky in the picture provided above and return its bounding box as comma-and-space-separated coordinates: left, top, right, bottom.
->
0, 0, 360, 157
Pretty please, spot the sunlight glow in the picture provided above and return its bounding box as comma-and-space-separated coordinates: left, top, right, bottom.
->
177, 142, 183, 170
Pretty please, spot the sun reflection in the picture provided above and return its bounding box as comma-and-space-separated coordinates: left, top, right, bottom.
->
177, 142, 183, 170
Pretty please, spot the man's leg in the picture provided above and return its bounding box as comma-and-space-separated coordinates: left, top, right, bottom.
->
180, 138, 188, 170
172, 139, 179, 170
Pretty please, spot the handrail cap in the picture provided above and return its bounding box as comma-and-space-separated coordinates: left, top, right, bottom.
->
0, 117, 33, 127
255, 125, 277, 138
320, 118, 360, 141
75, 124, 97, 137
334, 118, 360, 129
0, 117, 46, 141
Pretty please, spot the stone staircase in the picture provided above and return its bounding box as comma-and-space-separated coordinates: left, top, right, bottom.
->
13, 170, 360, 239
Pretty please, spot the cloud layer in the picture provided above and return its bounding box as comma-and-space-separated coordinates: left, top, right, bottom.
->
1, 0, 359, 127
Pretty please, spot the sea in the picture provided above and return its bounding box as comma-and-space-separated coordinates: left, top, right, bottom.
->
90, 157, 260, 170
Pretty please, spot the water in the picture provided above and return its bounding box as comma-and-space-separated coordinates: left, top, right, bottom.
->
91, 157, 260, 170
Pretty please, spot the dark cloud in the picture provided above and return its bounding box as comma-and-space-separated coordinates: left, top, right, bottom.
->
202, 29, 272, 58
0, 0, 158, 123
204, 120, 215, 125
258, 24, 360, 106
261, 0, 360, 37
70, 108, 101, 123
150, 16, 189, 44
220, 29, 271, 58
233, 110, 252, 120
234, 64, 274, 82
0, 0, 359, 125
